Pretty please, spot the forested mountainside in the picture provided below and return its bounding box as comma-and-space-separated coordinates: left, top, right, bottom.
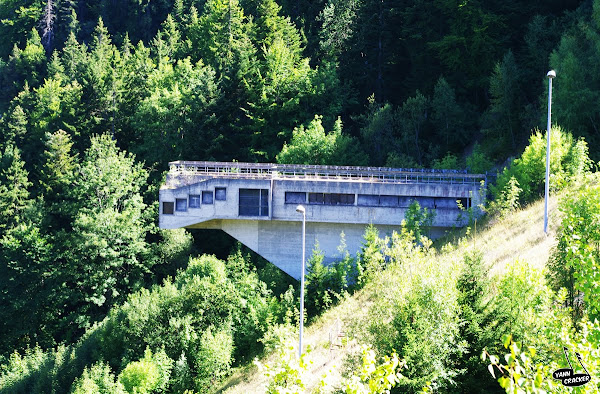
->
1, 0, 600, 393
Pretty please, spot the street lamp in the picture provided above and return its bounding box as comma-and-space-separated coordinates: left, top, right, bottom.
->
296, 205, 306, 358
544, 70, 556, 234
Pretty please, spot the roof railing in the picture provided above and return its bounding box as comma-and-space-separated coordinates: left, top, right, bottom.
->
167, 161, 486, 185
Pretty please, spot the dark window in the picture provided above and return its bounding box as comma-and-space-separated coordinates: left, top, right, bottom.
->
380, 195, 398, 207
189, 195, 201, 208
398, 197, 413, 208
239, 188, 269, 216
202, 191, 213, 204
340, 194, 355, 205
176, 199, 187, 212
309, 193, 324, 204
357, 194, 379, 206
285, 192, 306, 204
309, 193, 354, 205
260, 189, 269, 216
163, 202, 174, 214
434, 198, 457, 209
417, 197, 435, 209
215, 187, 226, 201
458, 198, 471, 209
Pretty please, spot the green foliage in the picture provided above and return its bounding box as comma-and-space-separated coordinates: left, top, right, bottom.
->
118, 348, 172, 394
490, 260, 555, 349
131, 58, 221, 167
489, 176, 522, 218
550, 0, 600, 156
492, 127, 591, 206
431, 152, 461, 170
404, 201, 436, 241
453, 251, 498, 393
484, 336, 557, 394
360, 230, 461, 392
71, 363, 126, 394
0, 252, 276, 393
356, 224, 386, 288
0, 144, 31, 232
305, 237, 355, 318
549, 178, 600, 321
431, 77, 468, 153
255, 339, 312, 394
482, 50, 522, 155
466, 143, 494, 174
359, 100, 397, 167
60, 134, 152, 329
343, 346, 405, 394
277, 115, 367, 166
485, 319, 600, 394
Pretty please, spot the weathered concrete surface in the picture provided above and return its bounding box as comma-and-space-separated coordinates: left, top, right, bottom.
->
159, 161, 486, 279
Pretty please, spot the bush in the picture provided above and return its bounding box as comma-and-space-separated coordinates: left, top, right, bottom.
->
466, 143, 493, 174
362, 232, 462, 392
432, 152, 461, 170
304, 237, 356, 318
0, 253, 277, 393
404, 201, 436, 241
492, 127, 591, 206
71, 362, 125, 394
356, 225, 386, 287
548, 178, 600, 321
488, 175, 521, 218
118, 348, 172, 394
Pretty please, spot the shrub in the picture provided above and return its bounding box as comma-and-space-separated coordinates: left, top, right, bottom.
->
71, 362, 125, 394
356, 225, 386, 287
343, 346, 405, 394
432, 152, 461, 170
363, 235, 462, 392
488, 175, 521, 218
466, 143, 493, 174
192, 327, 234, 392
492, 127, 591, 206
304, 237, 355, 318
404, 201, 436, 241
548, 178, 600, 321
118, 348, 172, 394
0, 253, 276, 393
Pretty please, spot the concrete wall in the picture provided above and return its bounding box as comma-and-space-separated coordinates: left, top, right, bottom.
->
190, 219, 445, 279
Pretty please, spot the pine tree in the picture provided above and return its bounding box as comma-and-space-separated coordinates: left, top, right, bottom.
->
0, 145, 32, 233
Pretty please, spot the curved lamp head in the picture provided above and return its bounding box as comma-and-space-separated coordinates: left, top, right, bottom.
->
547, 70, 556, 79
296, 205, 305, 214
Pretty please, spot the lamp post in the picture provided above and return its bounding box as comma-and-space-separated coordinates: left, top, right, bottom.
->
296, 205, 306, 358
544, 70, 556, 234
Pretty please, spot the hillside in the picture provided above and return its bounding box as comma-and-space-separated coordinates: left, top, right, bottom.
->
219, 193, 563, 393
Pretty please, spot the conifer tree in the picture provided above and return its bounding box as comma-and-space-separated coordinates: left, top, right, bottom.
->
0, 145, 32, 233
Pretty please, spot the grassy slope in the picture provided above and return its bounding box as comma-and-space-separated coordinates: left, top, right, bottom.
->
218, 194, 563, 393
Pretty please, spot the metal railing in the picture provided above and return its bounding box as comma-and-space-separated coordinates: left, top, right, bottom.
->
167, 161, 486, 186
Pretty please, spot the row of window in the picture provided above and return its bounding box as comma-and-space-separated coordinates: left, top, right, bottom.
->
284, 192, 469, 209
163, 187, 227, 214
285, 192, 355, 205
164, 188, 468, 215
162, 188, 270, 217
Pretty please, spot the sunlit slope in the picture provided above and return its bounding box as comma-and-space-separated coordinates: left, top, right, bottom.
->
219, 193, 562, 393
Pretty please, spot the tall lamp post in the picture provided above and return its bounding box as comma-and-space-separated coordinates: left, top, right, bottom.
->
296, 205, 306, 358
544, 70, 556, 234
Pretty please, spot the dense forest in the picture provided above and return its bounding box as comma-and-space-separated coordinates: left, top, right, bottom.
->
1, 0, 600, 392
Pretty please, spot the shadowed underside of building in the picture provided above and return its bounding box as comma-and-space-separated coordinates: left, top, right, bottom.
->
159, 161, 486, 279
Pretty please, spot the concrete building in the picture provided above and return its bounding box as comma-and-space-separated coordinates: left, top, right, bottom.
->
159, 161, 486, 279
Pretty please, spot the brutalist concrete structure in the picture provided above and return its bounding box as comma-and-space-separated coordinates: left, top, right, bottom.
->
159, 161, 486, 279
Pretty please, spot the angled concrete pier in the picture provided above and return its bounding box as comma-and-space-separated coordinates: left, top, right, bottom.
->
159, 161, 486, 279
